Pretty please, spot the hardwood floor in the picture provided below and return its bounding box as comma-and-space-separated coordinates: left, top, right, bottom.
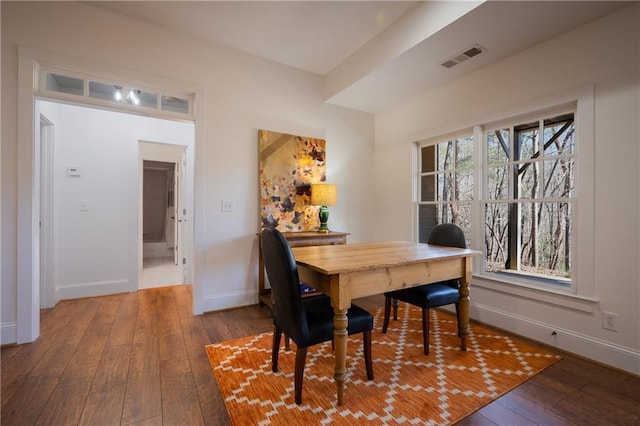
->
2, 286, 638, 425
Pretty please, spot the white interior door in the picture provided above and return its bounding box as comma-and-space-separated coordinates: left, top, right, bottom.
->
173, 164, 180, 265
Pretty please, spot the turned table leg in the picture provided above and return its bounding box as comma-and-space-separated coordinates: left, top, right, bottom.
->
333, 306, 348, 405
458, 257, 473, 351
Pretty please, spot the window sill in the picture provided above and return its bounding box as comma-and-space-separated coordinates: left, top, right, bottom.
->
490, 269, 571, 287
472, 272, 598, 313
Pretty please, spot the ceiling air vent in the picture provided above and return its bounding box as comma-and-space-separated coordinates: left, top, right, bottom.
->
440, 44, 485, 69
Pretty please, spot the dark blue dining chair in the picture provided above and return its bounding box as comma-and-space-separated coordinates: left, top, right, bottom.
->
382, 223, 467, 355
260, 227, 374, 404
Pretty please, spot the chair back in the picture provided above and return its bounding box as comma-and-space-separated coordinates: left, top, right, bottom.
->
428, 223, 467, 290
261, 227, 309, 344
428, 223, 467, 249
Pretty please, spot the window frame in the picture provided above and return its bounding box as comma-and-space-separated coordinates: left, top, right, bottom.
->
414, 86, 597, 311
481, 107, 576, 289
416, 131, 475, 245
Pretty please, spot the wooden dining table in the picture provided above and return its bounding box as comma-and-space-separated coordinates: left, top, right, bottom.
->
291, 240, 481, 406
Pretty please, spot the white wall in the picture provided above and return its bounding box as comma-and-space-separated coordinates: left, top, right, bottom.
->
1, 2, 375, 342
37, 100, 193, 303
375, 4, 640, 374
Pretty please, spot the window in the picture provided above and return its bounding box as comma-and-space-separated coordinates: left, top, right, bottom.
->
484, 112, 575, 287
417, 108, 577, 290
41, 68, 193, 118
45, 73, 83, 96
417, 134, 473, 243
161, 95, 190, 114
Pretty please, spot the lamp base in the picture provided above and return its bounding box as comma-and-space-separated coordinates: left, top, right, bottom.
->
317, 205, 330, 233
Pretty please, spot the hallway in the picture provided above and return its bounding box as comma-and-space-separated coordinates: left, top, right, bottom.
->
142, 256, 183, 289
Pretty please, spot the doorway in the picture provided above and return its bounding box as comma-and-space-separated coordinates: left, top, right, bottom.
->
35, 100, 194, 308
141, 157, 185, 288
15, 48, 205, 345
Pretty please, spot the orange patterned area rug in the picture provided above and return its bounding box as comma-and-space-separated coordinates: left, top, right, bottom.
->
206, 305, 561, 425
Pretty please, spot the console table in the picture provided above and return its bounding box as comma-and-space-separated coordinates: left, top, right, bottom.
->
257, 231, 349, 309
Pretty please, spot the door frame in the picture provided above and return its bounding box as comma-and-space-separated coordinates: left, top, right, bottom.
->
139, 141, 192, 288
39, 113, 55, 308
16, 46, 206, 343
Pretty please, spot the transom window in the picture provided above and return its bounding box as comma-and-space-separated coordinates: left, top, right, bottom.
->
39, 67, 193, 118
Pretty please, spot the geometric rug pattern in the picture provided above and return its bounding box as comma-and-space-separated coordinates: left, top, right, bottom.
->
206, 305, 561, 425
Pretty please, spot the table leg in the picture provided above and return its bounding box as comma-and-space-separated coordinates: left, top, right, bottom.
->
333, 307, 348, 406
458, 257, 472, 351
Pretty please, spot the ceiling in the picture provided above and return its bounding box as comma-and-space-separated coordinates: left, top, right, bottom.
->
92, 1, 631, 114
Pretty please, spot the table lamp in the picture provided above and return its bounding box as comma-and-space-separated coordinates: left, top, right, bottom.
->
311, 183, 337, 233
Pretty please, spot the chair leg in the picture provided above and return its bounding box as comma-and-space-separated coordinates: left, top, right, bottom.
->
392, 298, 399, 320
422, 308, 430, 355
294, 346, 308, 405
363, 330, 374, 380
272, 326, 282, 372
382, 296, 392, 333
285, 334, 290, 350
455, 302, 462, 341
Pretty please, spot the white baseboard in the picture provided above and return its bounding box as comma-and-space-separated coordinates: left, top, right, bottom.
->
58, 279, 132, 300
201, 290, 258, 313
1, 322, 17, 345
470, 302, 640, 376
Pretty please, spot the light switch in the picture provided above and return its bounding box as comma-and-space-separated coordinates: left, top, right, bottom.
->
80, 200, 88, 212
221, 200, 234, 212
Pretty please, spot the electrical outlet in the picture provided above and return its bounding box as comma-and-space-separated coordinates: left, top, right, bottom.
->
221, 200, 234, 212
602, 311, 618, 331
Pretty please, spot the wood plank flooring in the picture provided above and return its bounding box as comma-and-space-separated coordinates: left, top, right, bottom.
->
2, 286, 638, 425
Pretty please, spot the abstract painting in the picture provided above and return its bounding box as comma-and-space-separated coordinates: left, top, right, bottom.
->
259, 129, 326, 232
